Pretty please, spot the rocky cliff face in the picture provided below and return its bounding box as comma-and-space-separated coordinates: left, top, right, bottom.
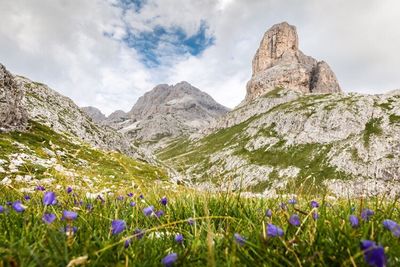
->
0, 64, 27, 131
107, 81, 229, 150
246, 22, 341, 102
11, 74, 151, 161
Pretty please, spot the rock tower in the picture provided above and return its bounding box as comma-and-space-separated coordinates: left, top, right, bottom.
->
246, 22, 341, 101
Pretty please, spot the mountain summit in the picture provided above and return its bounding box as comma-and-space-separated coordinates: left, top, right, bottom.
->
246, 22, 341, 102
97, 81, 229, 150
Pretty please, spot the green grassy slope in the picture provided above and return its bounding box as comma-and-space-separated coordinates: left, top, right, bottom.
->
0, 121, 168, 190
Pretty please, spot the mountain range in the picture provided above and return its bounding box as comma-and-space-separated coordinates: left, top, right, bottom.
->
1, 22, 399, 197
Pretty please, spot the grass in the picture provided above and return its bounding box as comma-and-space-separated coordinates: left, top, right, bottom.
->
389, 114, 400, 124
237, 142, 348, 192
0, 121, 168, 188
1, 120, 400, 266
1, 185, 399, 266
363, 118, 383, 147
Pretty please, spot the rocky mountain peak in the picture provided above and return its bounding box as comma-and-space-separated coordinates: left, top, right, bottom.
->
128, 81, 229, 120
99, 81, 231, 151
0, 64, 27, 131
246, 22, 341, 102
252, 22, 299, 75
81, 106, 106, 123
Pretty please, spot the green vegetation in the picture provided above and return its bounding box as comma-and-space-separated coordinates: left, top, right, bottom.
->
1, 186, 399, 266
158, 93, 354, 192
389, 114, 400, 124
261, 86, 284, 98
237, 142, 347, 192
158, 117, 254, 171
363, 118, 383, 147
0, 121, 167, 186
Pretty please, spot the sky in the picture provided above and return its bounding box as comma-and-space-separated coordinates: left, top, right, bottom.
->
1, 0, 400, 115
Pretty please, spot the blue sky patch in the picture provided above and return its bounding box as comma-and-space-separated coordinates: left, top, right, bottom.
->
114, 0, 147, 13
122, 21, 215, 68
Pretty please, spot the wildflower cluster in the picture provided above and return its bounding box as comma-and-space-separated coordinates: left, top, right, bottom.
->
0, 187, 399, 267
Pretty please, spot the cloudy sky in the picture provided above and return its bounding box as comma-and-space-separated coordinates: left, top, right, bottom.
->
1, 0, 399, 115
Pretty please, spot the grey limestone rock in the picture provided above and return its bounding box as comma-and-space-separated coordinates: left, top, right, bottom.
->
245, 22, 341, 102
0, 64, 27, 131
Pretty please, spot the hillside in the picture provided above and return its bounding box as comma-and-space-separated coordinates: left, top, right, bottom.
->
0, 120, 167, 192
17, 75, 150, 160
158, 88, 400, 197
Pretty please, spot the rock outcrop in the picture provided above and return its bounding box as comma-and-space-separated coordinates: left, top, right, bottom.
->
0, 64, 27, 131
245, 22, 341, 102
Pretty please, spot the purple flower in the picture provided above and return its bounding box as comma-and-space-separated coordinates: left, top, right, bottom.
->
43, 191, 57, 206
160, 196, 168, 206
62, 210, 78, 221
162, 253, 178, 267
42, 213, 56, 224
86, 204, 93, 211
117, 196, 124, 201
361, 209, 374, 221
6, 201, 12, 206
130, 201, 136, 207
310, 200, 319, 208
288, 198, 297, 205
349, 215, 359, 228
289, 214, 301, 226
124, 238, 131, 248
265, 209, 272, 218
134, 228, 145, 239
64, 226, 78, 236
312, 211, 319, 220
76, 200, 83, 206
12, 201, 25, 213
0, 205, 4, 213
111, 220, 126, 235
24, 195, 31, 201
67, 187, 73, 194
139, 194, 144, 199
35, 185, 45, 191
155, 210, 164, 218
267, 223, 284, 237
383, 219, 400, 237
360, 240, 386, 267
127, 192, 134, 197
175, 234, 184, 244
234, 233, 246, 246
187, 218, 195, 226
143, 206, 154, 216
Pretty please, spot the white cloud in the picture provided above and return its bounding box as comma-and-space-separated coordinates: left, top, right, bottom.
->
1, 0, 400, 115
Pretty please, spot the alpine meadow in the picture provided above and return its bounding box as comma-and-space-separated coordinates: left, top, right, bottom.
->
1, 1, 400, 266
